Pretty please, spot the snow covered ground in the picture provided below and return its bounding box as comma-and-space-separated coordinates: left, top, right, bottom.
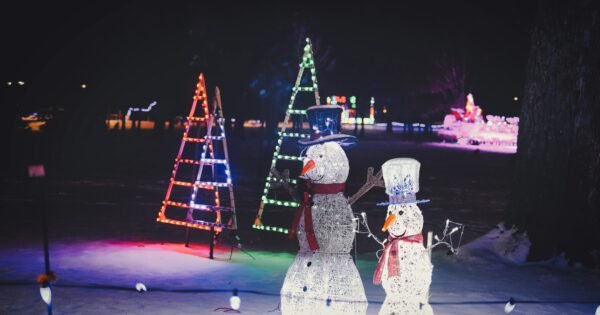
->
1, 228, 599, 314
2, 133, 599, 314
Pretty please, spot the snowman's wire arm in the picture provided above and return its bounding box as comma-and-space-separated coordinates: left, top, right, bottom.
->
355, 212, 386, 247
428, 219, 465, 255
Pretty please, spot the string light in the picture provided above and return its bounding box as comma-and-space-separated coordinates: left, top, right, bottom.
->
279, 132, 310, 138
254, 38, 320, 231
158, 74, 237, 233
369, 97, 375, 123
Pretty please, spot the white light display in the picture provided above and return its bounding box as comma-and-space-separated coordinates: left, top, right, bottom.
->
254, 38, 321, 234
126, 101, 158, 118
375, 158, 434, 315
280, 142, 367, 314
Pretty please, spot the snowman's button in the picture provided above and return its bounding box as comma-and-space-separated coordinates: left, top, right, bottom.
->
306, 261, 312, 267
303, 286, 307, 292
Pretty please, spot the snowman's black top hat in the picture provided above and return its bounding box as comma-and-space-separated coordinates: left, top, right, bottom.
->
298, 105, 358, 148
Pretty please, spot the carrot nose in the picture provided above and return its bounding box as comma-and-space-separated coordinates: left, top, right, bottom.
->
300, 159, 316, 176
381, 214, 397, 232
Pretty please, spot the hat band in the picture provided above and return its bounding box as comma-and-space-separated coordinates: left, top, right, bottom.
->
389, 193, 417, 204
310, 131, 321, 140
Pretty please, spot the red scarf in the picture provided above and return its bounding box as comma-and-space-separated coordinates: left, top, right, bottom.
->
373, 233, 424, 285
289, 182, 346, 251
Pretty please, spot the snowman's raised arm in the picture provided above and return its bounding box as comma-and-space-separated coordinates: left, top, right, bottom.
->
348, 167, 385, 205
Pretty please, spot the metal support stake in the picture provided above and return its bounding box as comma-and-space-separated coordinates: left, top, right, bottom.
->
209, 226, 215, 259
184, 227, 191, 247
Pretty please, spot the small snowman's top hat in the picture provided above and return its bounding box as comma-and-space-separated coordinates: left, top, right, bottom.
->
298, 105, 357, 148
377, 158, 430, 206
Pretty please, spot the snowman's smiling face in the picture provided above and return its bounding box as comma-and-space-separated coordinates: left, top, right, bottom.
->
383, 204, 424, 238
300, 142, 349, 184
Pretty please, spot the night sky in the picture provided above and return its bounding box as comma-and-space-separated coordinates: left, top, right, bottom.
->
2, 0, 534, 122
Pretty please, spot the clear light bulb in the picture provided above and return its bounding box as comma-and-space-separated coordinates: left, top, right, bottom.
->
39, 286, 51, 305
504, 298, 516, 313
230, 289, 240, 310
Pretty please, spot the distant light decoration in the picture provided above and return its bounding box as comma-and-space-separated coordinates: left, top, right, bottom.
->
513, 96, 519, 101
369, 97, 375, 123
374, 158, 434, 315
21, 112, 39, 122
126, 101, 157, 119
17, 81, 25, 86
439, 93, 519, 149
464, 93, 483, 122
81, 84, 87, 89
157, 74, 238, 250
326, 95, 377, 124
253, 37, 320, 232
6, 81, 12, 86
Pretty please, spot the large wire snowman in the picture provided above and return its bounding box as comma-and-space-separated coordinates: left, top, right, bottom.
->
280, 105, 367, 315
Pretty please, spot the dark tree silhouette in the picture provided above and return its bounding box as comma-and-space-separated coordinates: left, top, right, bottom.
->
507, 0, 600, 266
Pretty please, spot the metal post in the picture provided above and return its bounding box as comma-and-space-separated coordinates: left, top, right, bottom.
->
29, 165, 52, 315
184, 227, 191, 247
209, 226, 215, 259
41, 193, 50, 275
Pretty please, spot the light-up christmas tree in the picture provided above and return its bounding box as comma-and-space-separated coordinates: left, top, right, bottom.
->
252, 38, 321, 234
157, 74, 237, 256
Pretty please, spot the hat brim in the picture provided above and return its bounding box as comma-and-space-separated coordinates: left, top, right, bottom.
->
298, 134, 358, 149
376, 199, 430, 206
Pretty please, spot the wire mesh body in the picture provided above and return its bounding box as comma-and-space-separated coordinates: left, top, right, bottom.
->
378, 204, 434, 315
281, 195, 367, 314
280, 142, 367, 314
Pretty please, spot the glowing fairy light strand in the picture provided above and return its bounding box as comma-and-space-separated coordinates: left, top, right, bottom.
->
254, 38, 320, 230
157, 74, 237, 232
